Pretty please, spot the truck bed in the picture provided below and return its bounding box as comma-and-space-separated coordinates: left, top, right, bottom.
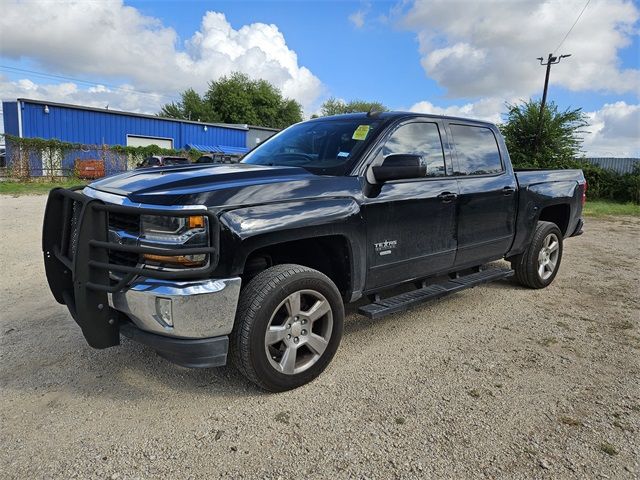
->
514, 168, 585, 188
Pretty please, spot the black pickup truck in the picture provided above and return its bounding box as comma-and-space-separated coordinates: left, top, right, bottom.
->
43, 112, 586, 391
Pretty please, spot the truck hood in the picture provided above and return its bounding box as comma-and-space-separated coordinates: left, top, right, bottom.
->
88, 163, 360, 208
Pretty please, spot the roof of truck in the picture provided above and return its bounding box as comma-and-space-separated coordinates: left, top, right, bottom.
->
309, 111, 497, 127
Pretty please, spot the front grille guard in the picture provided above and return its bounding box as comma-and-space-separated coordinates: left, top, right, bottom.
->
42, 187, 219, 349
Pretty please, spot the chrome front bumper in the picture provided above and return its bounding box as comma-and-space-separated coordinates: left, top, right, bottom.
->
109, 277, 242, 339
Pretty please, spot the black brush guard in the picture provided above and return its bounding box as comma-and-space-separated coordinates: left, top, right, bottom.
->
42, 187, 219, 349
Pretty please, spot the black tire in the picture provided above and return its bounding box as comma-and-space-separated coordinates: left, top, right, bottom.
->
231, 264, 344, 392
511, 221, 563, 289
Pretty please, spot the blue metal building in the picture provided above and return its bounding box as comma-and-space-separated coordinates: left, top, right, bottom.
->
2, 98, 249, 175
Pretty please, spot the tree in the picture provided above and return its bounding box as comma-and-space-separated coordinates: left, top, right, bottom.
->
159, 88, 214, 122
319, 97, 388, 116
159, 73, 302, 129
499, 99, 589, 168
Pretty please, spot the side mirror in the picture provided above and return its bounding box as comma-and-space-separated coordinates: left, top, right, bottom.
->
372, 154, 425, 182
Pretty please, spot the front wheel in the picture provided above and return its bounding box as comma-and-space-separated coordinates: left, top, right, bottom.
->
511, 221, 563, 289
231, 264, 344, 392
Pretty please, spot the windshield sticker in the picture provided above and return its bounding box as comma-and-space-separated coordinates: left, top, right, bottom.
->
352, 125, 370, 141
337, 151, 350, 158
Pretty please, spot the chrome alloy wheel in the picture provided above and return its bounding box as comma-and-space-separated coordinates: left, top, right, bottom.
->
537, 232, 560, 280
264, 289, 333, 375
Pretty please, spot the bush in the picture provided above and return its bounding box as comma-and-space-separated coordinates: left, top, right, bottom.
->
570, 161, 637, 204
510, 157, 639, 205
569, 161, 639, 204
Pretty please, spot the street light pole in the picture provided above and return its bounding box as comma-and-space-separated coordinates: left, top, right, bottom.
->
536, 53, 571, 148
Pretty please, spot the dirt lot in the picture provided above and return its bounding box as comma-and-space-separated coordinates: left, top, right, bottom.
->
0, 194, 638, 479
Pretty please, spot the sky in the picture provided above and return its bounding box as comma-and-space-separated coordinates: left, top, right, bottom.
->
0, 0, 638, 156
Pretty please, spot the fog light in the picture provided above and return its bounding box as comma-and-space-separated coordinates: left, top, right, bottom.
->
156, 297, 173, 326
143, 253, 207, 267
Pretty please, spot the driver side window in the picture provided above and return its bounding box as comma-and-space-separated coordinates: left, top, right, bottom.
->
381, 122, 446, 177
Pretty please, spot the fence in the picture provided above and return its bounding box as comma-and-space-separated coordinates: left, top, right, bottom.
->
4, 142, 131, 179
1, 137, 210, 180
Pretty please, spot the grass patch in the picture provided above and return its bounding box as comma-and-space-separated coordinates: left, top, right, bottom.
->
538, 337, 558, 347
559, 416, 582, 426
583, 200, 640, 217
274, 411, 290, 424
0, 179, 86, 196
600, 442, 618, 456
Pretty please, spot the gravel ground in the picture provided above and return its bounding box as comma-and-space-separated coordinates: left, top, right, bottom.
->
1, 194, 638, 479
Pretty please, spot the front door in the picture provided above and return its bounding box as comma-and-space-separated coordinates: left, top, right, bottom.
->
446, 123, 518, 266
362, 120, 459, 291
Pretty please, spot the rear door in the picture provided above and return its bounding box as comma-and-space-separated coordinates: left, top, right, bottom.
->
446, 123, 517, 266
363, 119, 459, 290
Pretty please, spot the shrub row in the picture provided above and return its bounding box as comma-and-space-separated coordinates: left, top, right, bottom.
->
577, 162, 640, 204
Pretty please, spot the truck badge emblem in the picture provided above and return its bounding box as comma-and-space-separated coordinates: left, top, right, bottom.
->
374, 240, 397, 256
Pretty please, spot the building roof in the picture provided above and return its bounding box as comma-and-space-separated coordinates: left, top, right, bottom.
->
583, 157, 640, 174
243, 125, 281, 132
15, 98, 249, 131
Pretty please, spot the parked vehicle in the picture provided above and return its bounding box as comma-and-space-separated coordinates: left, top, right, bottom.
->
43, 112, 586, 391
136, 155, 190, 169
195, 153, 236, 164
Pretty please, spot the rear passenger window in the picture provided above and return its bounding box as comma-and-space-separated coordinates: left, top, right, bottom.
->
450, 125, 503, 175
382, 122, 446, 177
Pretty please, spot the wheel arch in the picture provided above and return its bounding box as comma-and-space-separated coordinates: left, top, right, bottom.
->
538, 203, 571, 236
219, 199, 366, 301
241, 234, 356, 298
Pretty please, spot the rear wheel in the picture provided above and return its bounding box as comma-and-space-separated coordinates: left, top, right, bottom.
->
231, 264, 344, 392
511, 221, 563, 289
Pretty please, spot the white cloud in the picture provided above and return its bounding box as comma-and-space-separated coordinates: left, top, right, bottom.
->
0, 1, 323, 111
582, 101, 640, 157
403, 0, 640, 98
349, 2, 371, 29
349, 10, 366, 29
0, 75, 163, 114
403, 0, 640, 157
409, 97, 509, 124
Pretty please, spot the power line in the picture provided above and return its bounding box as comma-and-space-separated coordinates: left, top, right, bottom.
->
553, 0, 591, 54
0, 65, 177, 102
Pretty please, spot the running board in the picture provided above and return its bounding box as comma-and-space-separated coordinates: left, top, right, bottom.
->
358, 268, 514, 320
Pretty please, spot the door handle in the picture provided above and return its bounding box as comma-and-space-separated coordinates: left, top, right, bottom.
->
437, 192, 458, 203
502, 186, 516, 196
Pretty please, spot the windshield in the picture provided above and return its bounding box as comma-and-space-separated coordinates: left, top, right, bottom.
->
241, 118, 383, 175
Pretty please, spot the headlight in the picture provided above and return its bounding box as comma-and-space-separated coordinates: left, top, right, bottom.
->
140, 214, 209, 268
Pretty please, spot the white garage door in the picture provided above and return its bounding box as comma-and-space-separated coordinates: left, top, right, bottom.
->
126, 135, 173, 149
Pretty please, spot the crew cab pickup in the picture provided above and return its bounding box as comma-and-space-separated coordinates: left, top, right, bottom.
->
43, 112, 586, 391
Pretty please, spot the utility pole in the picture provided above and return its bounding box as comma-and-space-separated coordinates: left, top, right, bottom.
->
536, 53, 571, 148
